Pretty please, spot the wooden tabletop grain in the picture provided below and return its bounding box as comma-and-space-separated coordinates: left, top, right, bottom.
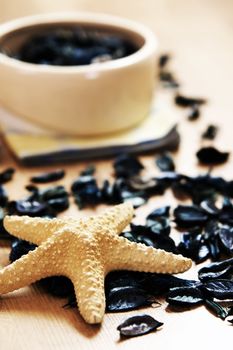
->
0, 1, 233, 349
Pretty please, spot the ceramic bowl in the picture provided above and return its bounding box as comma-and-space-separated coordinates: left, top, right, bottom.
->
0, 12, 158, 136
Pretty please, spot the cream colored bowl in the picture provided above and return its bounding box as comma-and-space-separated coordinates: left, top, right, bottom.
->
0, 12, 158, 136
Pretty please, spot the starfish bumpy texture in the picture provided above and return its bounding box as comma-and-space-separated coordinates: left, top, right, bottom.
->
1, 203, 192, 324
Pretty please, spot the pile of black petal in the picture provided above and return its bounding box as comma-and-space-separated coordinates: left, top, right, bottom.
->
71, 154, 167, 209
9, 234, 233, 324
62, 260, 233, 325
123, 197, 233, 265
0, 161, 232, 338
2, 156, 233, 267
174, 200, 233, 263
0, 168, 71, 239
8, 184, 69, 217
7, 199, 233, 325
71, 153, 231, 209
14, 28, 137, 66
2, 152, 233, 227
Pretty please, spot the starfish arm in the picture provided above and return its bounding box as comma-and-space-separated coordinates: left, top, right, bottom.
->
0, 238, 61, 295
3, 215, 65, 244
87, 202, 134, 235
105, 237, 192, 274
68, 258, 105, 324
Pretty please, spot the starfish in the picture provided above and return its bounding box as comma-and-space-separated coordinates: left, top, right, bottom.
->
0, 203, 192, 324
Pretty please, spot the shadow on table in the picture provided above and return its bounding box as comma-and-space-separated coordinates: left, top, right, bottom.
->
0, 285, 101, 337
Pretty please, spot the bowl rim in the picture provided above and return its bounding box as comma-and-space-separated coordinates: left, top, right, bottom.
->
0, 12, 158, 73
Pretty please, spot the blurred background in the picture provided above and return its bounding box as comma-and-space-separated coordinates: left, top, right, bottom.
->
0, 0, 232, 140
0, 0, 232, 94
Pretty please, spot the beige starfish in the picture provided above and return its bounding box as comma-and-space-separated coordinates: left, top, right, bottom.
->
0, 203, 191, 324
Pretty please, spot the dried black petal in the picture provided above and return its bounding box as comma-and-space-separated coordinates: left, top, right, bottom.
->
113, 154, 144, 178
146, 206, 170, 221
74, 190, 100, 209
174, 205, 208, 227
203, 220, 221, 261
101, 178, 122, 205
140, 273, 200, 296
153, 234, 178, 253
47, 197, 69, 213
0, 168, 15, 184
200, 200, 220, 216
198, 258, 233, 281
71, 175, 96, 193
117, 314, 163, 338
159, 71, 179, 88
146, 216, 170, 233
121, 231, 138, 243
195, 244, 210, 263
156, 153, 175, 172
222, 197, 233, 210
202, 125, 218, 140
123, 224, 151, 238
187, 105, 200, 121
166, 286, 204, 307
100, 179, 112, 202
25, 184, 39, 200
204, 299, 231, 320
175, 94, 206, 107
137, 235, 156, 247
206, 223, 217, 245
105, 271, 144, 293
9, 239, 37, 263
106, 286, 156, 312
208, 238, 221, 261
218, 226, 233, 254
198, 175, 226, 193
127, 176, 158, 191
40, 185, 68, 201
220, 204, 233, 224
141, 178, 169, 196
80, 165, 96, 176
30, 169, 65, 183
201, 279, 233, 300
186, 174, 225, 204
196, 147, 229, 165
171, 181, 191, 200
71, 175, 101, 208
158, 54, 170, 68
178, 230, 210, 264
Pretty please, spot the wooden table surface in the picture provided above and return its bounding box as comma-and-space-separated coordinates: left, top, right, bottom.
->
0, 1, 233, 349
